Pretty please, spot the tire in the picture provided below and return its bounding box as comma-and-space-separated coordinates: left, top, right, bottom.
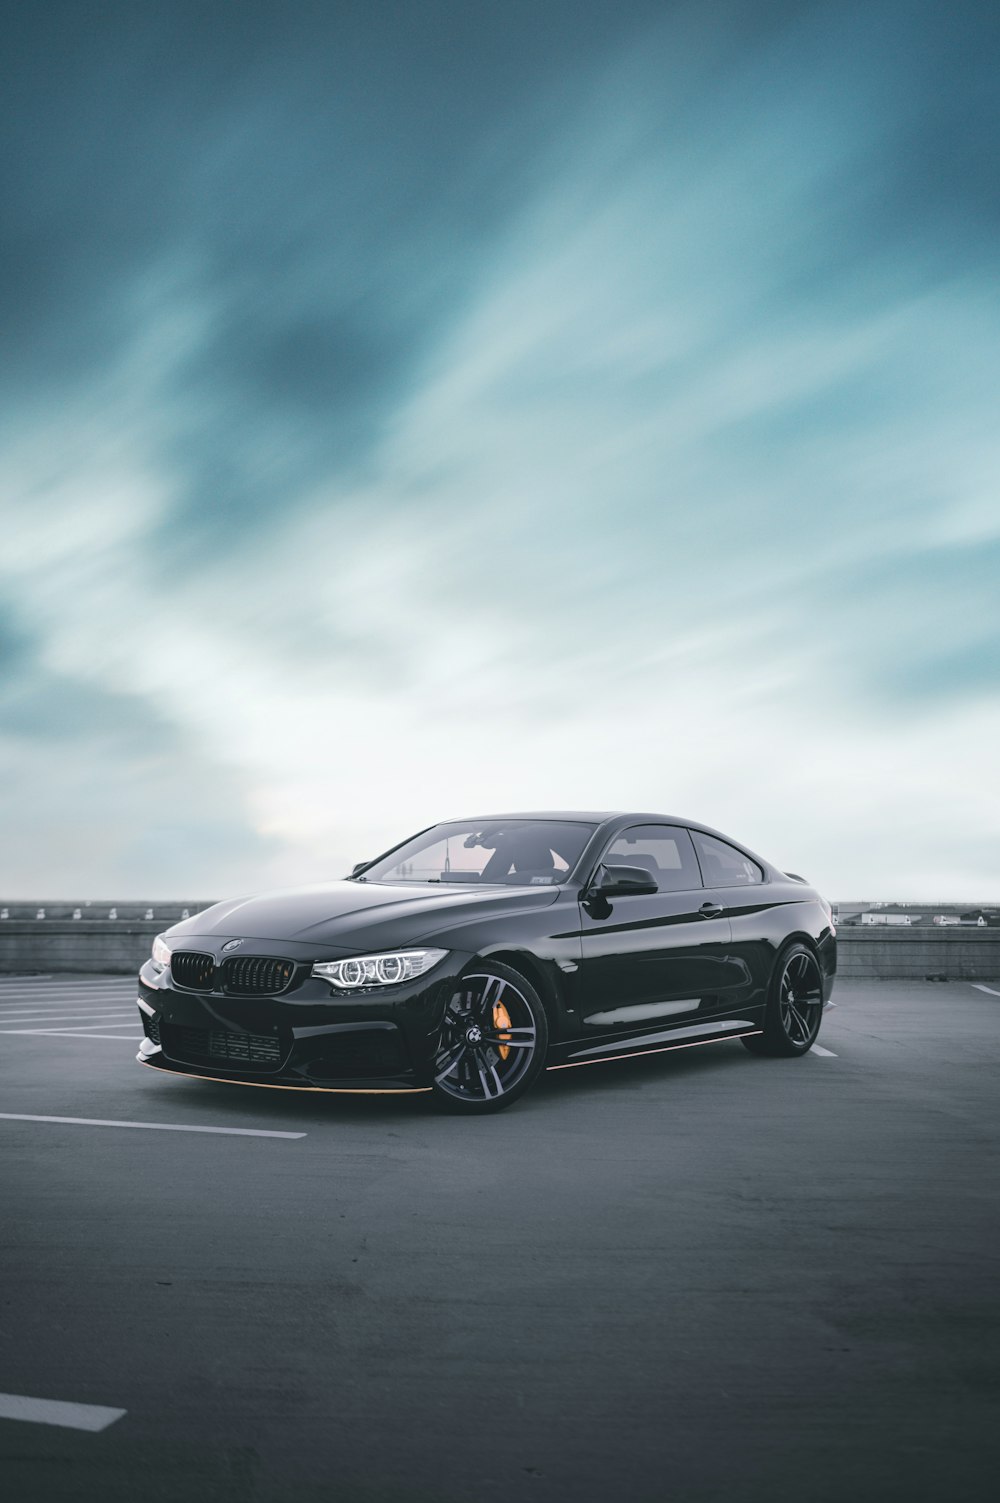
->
741, 942, 824, 1057
430, 961, 549, 1114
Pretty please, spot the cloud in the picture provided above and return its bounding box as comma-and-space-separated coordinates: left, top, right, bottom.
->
1, 1, 998, 897
0, 636, 280, 897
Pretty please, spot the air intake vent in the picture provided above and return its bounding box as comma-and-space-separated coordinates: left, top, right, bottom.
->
162, 1025, 287, 1070
304, 1029, 407, 1080
171, 951, 216, 990
221, 956, 296, 996
142, 1013, 161, 1046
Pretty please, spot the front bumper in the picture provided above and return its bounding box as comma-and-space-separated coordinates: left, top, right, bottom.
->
135, 947, 471, 1093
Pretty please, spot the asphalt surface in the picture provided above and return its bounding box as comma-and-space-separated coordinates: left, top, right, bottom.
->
1, 976, 998, 1503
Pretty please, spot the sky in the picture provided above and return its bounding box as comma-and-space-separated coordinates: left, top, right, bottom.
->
1, 0, 998, 900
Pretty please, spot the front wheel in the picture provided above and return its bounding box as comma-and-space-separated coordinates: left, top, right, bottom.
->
431, 962, 548, 1114
742, 942, 824, 1057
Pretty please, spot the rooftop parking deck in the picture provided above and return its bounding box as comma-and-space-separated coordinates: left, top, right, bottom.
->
0, 976, 998, 1502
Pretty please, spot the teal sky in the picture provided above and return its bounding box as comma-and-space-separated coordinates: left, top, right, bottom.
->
1, 0, 998, 899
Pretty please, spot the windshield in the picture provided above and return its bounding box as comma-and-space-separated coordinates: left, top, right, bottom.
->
356, 820, 596, 886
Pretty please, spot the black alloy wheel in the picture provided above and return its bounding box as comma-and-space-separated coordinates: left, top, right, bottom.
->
742, 942, 824, 1057
431, 962, 548, 1114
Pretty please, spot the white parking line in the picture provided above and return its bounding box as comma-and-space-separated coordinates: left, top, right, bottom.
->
0, 985, 137, 997
0, 975, 134, 982
0, 987, 137, 995
0, 973, 134, 985
0, 1004, 137, 1013
0, 979, 136, 988
0, 988, 151, 1043
0, 996, 137, 1005
0, 1030, 141, 1040
971, 983, 1000, 997
0, 1000, 137, 1011
811, 1044, 838, 1057
0, 973, 128, 980
0, 990, 137, 1002
6, 1021, 142, 1032
0, 1112, 306, 1139
0, 1010, 138, 1022
0, 1391, 126, 1432
0, 1005, 138, 1014
0, 985, 136, 992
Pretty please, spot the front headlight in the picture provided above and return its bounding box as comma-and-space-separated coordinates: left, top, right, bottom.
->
312, 948, 448, 990
151, 935, 172, 969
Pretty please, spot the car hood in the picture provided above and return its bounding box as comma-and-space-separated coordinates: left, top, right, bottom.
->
167, 880, 561, 951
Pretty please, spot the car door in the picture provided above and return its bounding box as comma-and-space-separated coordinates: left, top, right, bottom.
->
576, 824, 738, 1040
688, 829, 771, 1013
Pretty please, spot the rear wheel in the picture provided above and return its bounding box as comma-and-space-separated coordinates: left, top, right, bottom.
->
742, 942, 824, 1057
431, 962, 548, 1114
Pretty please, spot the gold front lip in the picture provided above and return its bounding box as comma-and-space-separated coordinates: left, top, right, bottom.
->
137, 1056, 431, 1094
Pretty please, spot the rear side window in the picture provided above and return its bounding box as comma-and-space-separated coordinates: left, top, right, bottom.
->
604, 825, 703, 893
691, 831, 764, 887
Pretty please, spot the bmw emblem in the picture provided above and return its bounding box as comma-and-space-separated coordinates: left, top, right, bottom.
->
222, 939, 244, 953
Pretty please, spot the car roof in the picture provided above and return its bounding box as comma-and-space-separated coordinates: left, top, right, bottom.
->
441, 811, 730, 835
442, 811, 623, 824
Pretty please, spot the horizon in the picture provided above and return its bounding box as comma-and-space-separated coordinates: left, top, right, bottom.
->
2, 890, 1000, 908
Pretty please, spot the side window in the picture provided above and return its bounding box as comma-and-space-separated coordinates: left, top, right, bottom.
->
604, 825, 703, 893
691, 831, 763, 887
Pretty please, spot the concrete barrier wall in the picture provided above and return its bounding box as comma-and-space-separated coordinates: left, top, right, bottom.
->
0, 921, 165, 975
2, 915, 1000, 979
0, 902, 214, 922
834, 927, 1000, 981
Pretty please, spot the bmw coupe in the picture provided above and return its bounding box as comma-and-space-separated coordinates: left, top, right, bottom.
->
136, 812, 836, 1113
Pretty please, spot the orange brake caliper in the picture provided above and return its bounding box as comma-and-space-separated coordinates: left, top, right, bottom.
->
492, 1001, 512, 1061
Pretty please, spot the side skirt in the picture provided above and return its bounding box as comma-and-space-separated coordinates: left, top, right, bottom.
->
547, 1028, 761, 1072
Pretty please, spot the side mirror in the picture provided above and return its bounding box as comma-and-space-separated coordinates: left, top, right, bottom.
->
350, 861, 369, 877
588, 864, 658, 898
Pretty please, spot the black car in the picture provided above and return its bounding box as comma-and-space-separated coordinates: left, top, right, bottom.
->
136, 812, 836, 1113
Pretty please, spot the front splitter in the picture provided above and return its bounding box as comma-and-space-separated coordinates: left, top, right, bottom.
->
136, 1054, 431, 1094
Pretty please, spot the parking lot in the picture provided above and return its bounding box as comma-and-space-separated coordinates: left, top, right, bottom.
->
1, 976, 998, 1503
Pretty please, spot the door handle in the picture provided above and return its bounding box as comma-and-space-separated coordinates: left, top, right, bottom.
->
699, 902, 724, 918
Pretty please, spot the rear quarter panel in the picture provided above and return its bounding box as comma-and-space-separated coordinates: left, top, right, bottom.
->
725, 878, 837, 1002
